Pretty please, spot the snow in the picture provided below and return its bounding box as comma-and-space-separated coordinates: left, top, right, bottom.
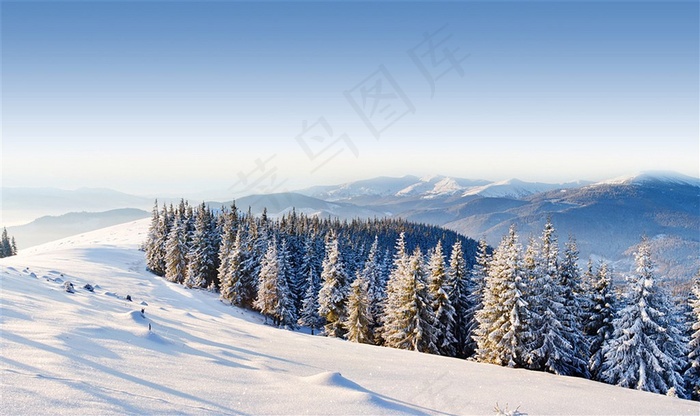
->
595, 171, 700, 187
461, 179, 565, 199
1, 219, 698, 415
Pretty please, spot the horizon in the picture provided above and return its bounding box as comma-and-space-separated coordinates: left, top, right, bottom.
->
3, 1, 698, 196
2, 169, 699, 202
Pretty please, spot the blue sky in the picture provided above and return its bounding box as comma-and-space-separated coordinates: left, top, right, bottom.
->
2, 1, 698, 197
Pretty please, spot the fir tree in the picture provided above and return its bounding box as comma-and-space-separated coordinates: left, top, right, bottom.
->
464, 238, 489, 357
385, 247, 438, 353
318, 233, 350, 338
428, 241, 457, 356
298, 265, 323, 334
527, 222, 589, 377
447, 240, 471, 358
164, 215, 187, 284
600, 238, 687, 397
275, 238, 298, 328
474, 225, 530, 367
344, 271, 373, 344
254, 237, 280, 324
217, 207, 237, 299
185, 203, 217, 289
362, 236, 385, 340
587, 262, 616, 380
145, 202, 168, 276
380, 232, 410, 346
0, 228, 17, 258
686, 271, 700, 400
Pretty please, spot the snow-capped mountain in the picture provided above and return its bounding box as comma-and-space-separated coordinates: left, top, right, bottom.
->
298, 175, 585, 201
5, 171, 698, 287
461, 178, 590, 199
595, 170, 700, 187
1, 220, 696, 414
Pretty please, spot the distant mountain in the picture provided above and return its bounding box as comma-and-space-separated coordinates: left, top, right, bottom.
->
298, 175, 584, 201
443, 173, 700, 287
296, 171, 699, 288
1, 187, 153, 226
461, 178, 591, 198
218, 192, 388, 219
7, 208, 150, 249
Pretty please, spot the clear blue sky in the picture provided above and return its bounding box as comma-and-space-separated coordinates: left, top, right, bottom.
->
3, 1, 698, 197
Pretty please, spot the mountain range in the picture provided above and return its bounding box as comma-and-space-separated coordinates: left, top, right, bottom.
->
3, 171, 698, 287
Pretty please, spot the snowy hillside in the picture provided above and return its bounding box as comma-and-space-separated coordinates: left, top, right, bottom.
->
1, 220, 697, 415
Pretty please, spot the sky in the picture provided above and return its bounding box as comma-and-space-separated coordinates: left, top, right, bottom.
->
2, 0, 699, 198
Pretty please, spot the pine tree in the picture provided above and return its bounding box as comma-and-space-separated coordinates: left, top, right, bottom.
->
318, 233, 350, 338
276, 238, 298, 328
217, 205, 239, 300
185, 204, 217, 289
380, 232, 410, 346
587, 262, 616, 380
527, 221, 589, 377
600, 238, 687, 397
0, 228, 17, 258
344, 271, 373, 344
447, 240, 471, 358
464, 238, 489, 357
164, 215, 187, 284
220, 229, 242, 302
362, 236, 385, 340
254, 237, 280, 324
145, 202, 168, 276
428, 241, 457, 356
686, 271, 700, 400
474, 225, 530, 367
385, 247, 438, 353
298, 265, 323, 334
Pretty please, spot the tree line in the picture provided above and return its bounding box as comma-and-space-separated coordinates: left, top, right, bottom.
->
143, 200, 699, 400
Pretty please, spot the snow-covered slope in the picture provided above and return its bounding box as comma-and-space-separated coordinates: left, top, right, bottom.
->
461, 179, 588, 199
594, 170, 700, 187
1, 220, 697, 415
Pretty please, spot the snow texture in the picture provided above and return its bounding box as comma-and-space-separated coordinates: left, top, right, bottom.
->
1, 219, 697, 415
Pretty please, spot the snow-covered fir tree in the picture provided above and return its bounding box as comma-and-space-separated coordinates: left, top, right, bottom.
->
254, 237, 280, 324
344, 271, 373, 344
164, 215, 187, 284
0, 227, 18, 258
185, 204, 218, 289
145, 202, 169, 276
474, 225, 530, 367
384, 247, 438, 353
380, 232, 410, 345
428, 241, 457, 356
275, 238, 298, 328
447, 239, 471, 358
528, 222, 589, 377
298, 265, 323, 334
587, 262, 616, 380
686, 271, 700, 400
318, 233, 350, 338
600, 238, 687, 397
216, 205, 238, 297
362, 236, 385, 338
464, 238, 489, 357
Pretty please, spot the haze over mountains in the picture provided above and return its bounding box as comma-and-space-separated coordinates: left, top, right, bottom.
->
3, 171, 699, 285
